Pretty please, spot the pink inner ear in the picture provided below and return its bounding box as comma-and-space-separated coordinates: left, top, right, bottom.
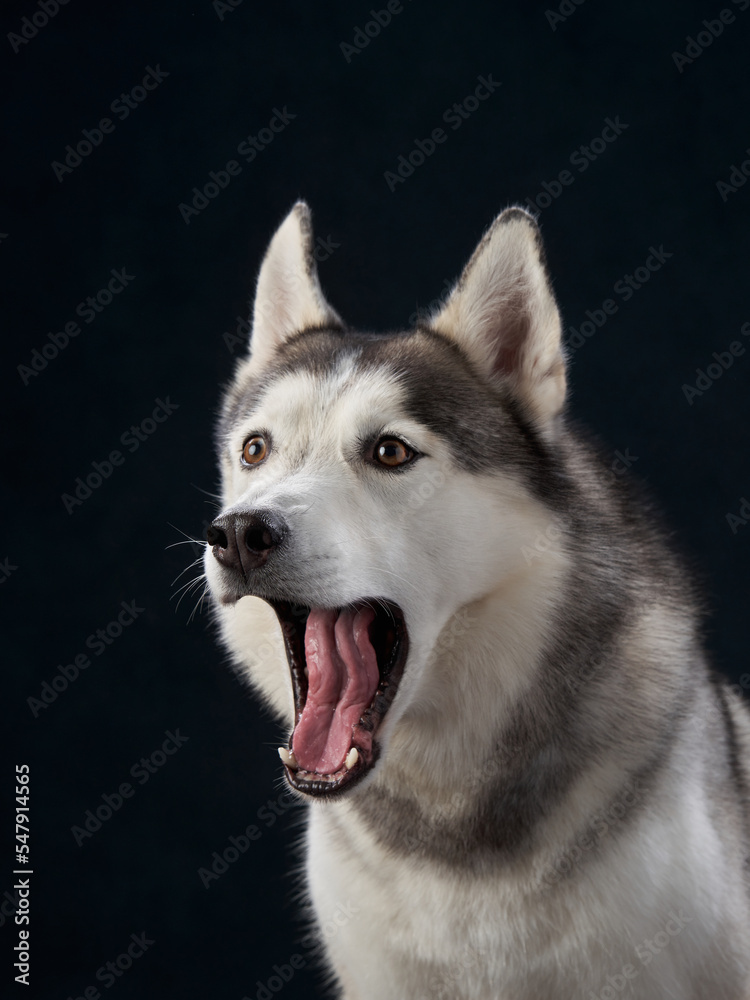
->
491, 295, 530, 378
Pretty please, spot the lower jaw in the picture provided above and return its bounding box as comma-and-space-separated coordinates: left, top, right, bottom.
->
281, 713, 379, 798
283, 757, 373, 797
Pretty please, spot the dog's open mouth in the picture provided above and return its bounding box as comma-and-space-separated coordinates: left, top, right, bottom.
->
268, 599, 408, 798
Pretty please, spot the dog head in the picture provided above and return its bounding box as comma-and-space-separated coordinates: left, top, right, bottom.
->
204, 202, 568, 798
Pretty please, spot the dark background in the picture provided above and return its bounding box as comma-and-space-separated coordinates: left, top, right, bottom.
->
3, 1, 749, 997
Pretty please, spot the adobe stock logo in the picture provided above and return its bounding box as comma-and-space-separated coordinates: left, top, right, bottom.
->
339, 1, 413, 62
524, 116, 629, 214
197, 789, 300, 888
70, 730, 189, 846
7, 0, 70, 54
26, 600, 145, 717
241, 954, 306, 1000
672, 2, 749, 73
564, 245, 673, 355
681, 321, 749, 404
178, 106, 296, 224
51, 66, 170, 182
213, 0, 244, 19
17, 268, 136, 385
716, 145, 750, 202
383, 74, 501, 191
64, 931, 155, 999
726, 497, 750, 535
545, 0, 587, 31
61, 396, 179, 514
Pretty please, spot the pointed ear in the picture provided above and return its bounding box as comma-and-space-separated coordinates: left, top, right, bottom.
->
248, 202, 343, 370
428, 208, 566, 429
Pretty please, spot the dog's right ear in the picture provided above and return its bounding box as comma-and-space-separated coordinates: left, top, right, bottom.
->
248, 202, 342, 370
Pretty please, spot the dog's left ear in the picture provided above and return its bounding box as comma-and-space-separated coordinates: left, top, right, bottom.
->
428, 208, 566, 429
248, 201, 343, 370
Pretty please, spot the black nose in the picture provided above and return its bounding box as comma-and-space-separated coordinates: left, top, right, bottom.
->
207, 511, 287, 574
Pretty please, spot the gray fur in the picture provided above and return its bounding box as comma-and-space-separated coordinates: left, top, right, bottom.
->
205, 203, 750, 999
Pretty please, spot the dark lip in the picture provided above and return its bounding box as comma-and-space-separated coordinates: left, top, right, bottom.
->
267, 598, 409, 799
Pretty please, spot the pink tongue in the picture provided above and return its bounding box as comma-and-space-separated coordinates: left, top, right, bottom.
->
292, 606, 379, 774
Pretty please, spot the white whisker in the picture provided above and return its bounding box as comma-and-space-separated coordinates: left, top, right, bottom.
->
191, 482, 222, 502
170, 557, 205, 586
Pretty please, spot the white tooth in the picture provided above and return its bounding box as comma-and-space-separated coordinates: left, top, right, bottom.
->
345, 747, 359, 770
278, 747, 297, 768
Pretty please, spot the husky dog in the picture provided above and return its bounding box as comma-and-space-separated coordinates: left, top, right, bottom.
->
203, 202, 750, 999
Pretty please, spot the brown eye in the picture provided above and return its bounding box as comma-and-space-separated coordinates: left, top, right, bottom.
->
241, 435, 268, 466
374, 438, 414, 468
